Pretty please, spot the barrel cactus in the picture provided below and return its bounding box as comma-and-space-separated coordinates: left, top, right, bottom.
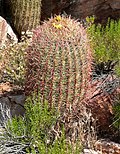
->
25, 16, 93, 112
3, 0, 41, 39
25, 16, 120, 132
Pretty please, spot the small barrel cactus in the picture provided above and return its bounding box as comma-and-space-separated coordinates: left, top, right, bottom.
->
25, 16, 93, 111
3, 0, 41, 39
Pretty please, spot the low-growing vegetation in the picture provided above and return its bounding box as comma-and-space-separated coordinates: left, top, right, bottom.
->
112, 101, 120, 130
0, 92, 82, 153
87, 16, 120, 76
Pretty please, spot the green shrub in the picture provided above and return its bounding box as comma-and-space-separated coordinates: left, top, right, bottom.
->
87, 17, 120, 76
3, 92, 82, 153
7, 92, 58, 142
112, 101, 120, 130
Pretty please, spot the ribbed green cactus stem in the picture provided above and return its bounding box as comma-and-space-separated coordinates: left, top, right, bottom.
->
3, 0, 41, 38
25, 16, 93, 112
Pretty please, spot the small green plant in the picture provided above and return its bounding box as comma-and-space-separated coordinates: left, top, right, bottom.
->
87, 17, 120, 75
7, 92, 58, 142
112, 101, 120, 130
0, 41, 28, 86
3, 92, 82, 153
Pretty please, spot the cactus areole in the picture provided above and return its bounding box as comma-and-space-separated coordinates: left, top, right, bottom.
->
25, 16, 93, 111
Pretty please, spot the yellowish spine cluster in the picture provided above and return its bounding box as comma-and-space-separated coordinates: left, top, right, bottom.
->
52, 15, 63, 29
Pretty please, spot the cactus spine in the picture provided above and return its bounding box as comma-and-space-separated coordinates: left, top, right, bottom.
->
25, 16, 93, 112
4, 0, 41, 38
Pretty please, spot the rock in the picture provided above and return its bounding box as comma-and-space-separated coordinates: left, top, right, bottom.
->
0, 82, 25, 127
64, 0, 120, 22
41, 0, 74, 20
0, 97, 11, 126
84, 74, 120, 130
0, 94, 25, 124
0, 82, 22, 96
0, 82, 12, 95
82, 139, 120, 154
82, 149, 99, 154
0, 16, 18, 48
7, 94, 26, 117
95, 139, 120, 154
41, 0, 120, 22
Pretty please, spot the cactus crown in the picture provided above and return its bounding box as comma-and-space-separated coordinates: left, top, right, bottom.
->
25, 16, 93, 111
